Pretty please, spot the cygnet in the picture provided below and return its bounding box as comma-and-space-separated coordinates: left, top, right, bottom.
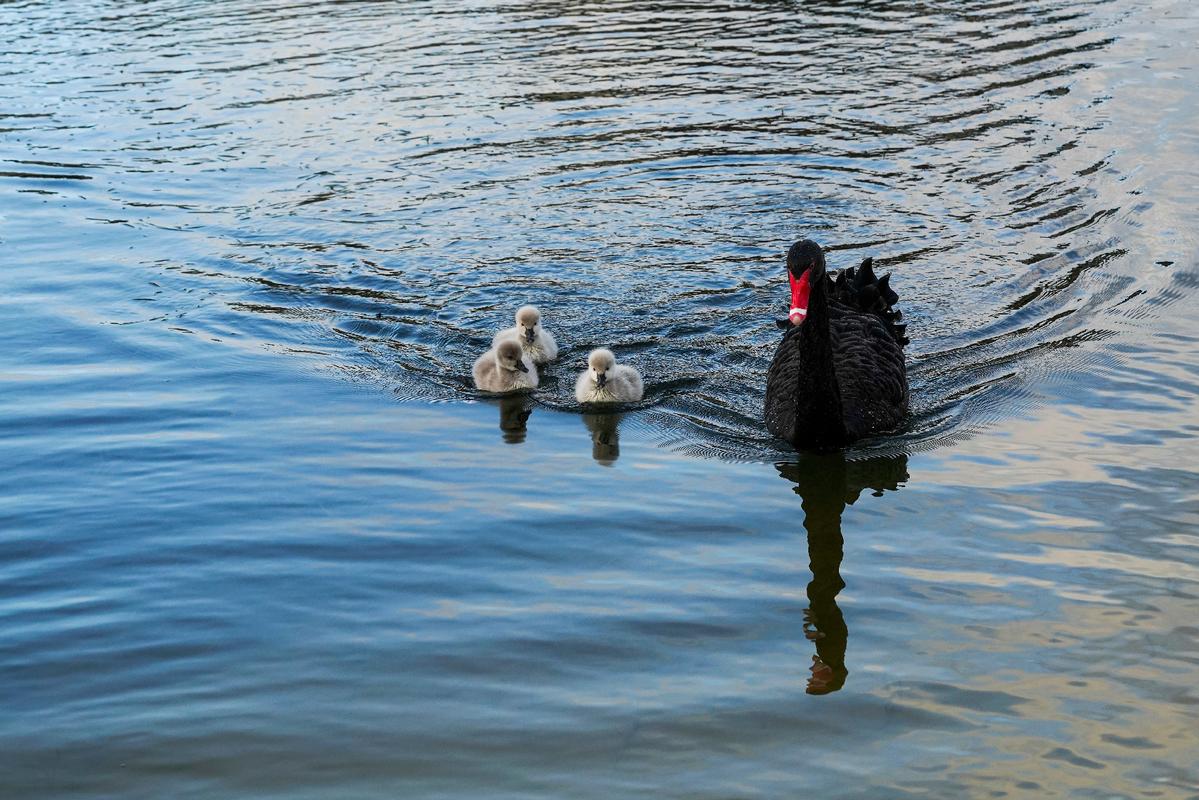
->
474, 339, 538, 393
575, 348, 643, 404
493, 305, 558, 364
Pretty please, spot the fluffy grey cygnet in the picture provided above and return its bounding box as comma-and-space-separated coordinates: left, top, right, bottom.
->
575, 348, 643, 403
493, 305, 558, 364
474, 339, 538, 393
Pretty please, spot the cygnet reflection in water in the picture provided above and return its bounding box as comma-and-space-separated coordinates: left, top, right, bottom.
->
582, 412, 623, 466
775, 451, 909, 695
497, 395, 534, 445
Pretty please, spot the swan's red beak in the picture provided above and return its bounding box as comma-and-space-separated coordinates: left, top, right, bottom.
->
789, 269, 811, 325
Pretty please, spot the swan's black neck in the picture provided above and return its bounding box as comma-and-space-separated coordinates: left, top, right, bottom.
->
792, 270, 848, 449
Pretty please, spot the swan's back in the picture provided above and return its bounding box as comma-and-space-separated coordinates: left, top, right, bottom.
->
473, 350, 504, 392
616, 365, 643, 401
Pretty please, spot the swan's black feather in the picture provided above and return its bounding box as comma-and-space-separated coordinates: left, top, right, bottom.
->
878, 273, 899, 307
854, 257, 876, 289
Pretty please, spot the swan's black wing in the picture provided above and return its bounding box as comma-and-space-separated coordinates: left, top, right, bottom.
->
765, 325, 804, 444
828, 305, 908, 440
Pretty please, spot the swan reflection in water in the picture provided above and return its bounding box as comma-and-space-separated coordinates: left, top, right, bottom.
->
775, 451, 908, 694
496, 395, 534, 444
582, 412, 622, 466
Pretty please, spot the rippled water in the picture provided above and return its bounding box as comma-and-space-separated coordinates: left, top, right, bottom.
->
3, 0, 1198, 797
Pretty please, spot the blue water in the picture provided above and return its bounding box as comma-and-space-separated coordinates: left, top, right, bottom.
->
3, 0, 1198, 797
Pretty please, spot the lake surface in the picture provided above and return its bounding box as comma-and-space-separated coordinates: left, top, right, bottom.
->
3, 0, 1198, 797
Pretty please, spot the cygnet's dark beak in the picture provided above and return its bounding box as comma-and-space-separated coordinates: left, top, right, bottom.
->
525, 327, 535, 343
596, 372, 607, 388
516, 360, 529, 373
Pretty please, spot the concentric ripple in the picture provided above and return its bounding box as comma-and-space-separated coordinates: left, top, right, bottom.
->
0, 0, 1189, 459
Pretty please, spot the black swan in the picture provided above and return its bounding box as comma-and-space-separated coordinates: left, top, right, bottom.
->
765, 240, 909, 450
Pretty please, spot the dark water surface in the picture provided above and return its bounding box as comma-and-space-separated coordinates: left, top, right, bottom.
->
3, 0, 1198, 797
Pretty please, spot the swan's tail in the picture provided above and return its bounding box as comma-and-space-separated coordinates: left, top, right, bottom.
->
833, 257, 909, 347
